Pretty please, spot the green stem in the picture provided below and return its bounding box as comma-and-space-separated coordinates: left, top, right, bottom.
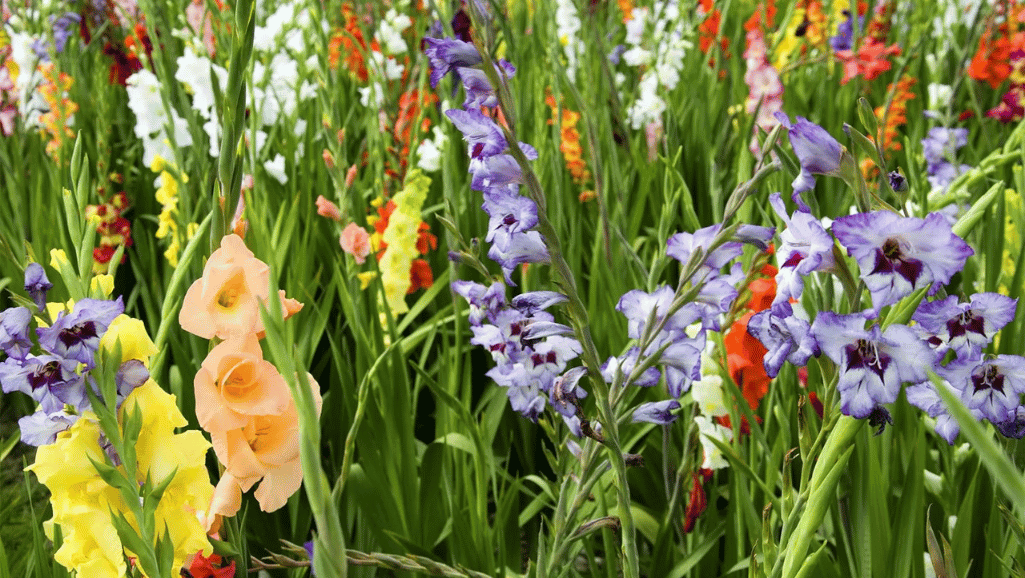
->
780, 417, 864, 578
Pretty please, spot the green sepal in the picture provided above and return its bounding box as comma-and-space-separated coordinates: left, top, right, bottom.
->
109, 508, 160, 578
856, 97, 880, 146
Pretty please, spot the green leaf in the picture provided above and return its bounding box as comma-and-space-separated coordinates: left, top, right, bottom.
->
932, 371, 1025, 519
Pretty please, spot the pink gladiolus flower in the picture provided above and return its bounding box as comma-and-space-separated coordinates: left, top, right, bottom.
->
315, 195, 341, 221
339, 223, 371, 264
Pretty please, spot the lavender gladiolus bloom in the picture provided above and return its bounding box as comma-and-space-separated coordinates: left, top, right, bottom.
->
0, 354, 87, 411
832, 211, 973, 312
445, 108, 507, 158
921, 127, 970, 192
602, 347, 661, 387
748, 302, 818, 378
18, 409, 77, 446
942, 356, 1025, 425
51, 12, 82, 53
632, 399, 681, 424
906, 378, 963, 444
829, 11, 863, 52
0, 307, 33, 359
37, 297, 124, 366
812, 312, 932, 418
423, 37, 482, 88
24, 262, 53, 311
452, 280, 506, 326
913, 293, 1018, 358
769, 193, 835, 310
458, 60, 515, 109
775, 112, 844, 211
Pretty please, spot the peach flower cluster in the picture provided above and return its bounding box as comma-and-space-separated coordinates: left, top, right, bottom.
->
179, 234, 321, 521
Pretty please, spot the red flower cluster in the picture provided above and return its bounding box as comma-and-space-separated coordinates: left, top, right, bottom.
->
329, 4, 377, 82
85, 192, 133, 274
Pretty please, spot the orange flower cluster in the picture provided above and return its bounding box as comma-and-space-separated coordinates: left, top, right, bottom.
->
544, 92, 592, 196
85, 192, 133, 274
367, 198, 437, 293
179, 235, 317, 525
389, 88, 437, 178
723, 258, 777, 413
329, 4, 377, 82
37, 64, 78, 159
874, 75, 916, 153
617, 0, 633, 22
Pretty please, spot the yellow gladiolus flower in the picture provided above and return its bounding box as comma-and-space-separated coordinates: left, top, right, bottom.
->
27, 382, 215, 578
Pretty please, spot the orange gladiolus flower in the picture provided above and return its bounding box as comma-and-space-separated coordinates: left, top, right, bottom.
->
180, 234, 271, 339
193, 334, 293, 432
969, 31, 1013, 89
209, 373, 323, 515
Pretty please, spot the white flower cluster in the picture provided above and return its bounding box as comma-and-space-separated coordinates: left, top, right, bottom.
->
174, 46, 226, 158
620, 2, 693, 130
6, 24, 47, 128
689, 350, 732, 470
555, 0, 584, 79
125, 69, 193, 168
358, 7, 412, 109
416, 125, 448, 172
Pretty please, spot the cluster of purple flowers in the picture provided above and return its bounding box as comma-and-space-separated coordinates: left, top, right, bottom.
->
0, 264, 145, 446
616, 221, 774, 425
453, 281, 586, 428
829, 11, 864, 53
922, 127, 971, 192
424, 36, 549, 284
753, 114, 1022, 442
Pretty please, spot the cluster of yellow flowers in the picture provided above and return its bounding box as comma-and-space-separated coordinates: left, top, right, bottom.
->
28, 310, 215, 578
152, 155, 198, 266
379, 169, 431, 315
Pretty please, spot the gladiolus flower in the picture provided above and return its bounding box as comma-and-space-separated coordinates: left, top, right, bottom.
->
209, 373, 323, 514
339, 223, 371, 264
193, 334, 292, 432
180, 234, 271, 339
316, 195, 342, 221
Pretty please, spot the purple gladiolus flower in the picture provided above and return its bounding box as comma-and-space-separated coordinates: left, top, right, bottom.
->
829, 11, 863, 52
470, 150, 537, 192
0, 354, 87, 411
423, 37, 482, 88
921, 127, 970, 192
452, 280, 506, 326
888, 171, 908, 193
913, 293, 1018, 359
632, 399, 681, 424
748, 302, 818, 378
487, 230, 550, 284
51, 12, 81, 53
602, 347, 661, 387
483, 188, 540, 244
769, 193, 835, 310
18, 409, 77, 446
36, 297, 124, 366
549, 366, 588, 418
812, 311, 932, 419
0, 307, 33, 359
666, 225, 742, 276
458, 60, 515, 109
116, 359, 149, 401
24, 262, 52, 311
906, 377, 964, 444
943, 355, 1025, 425
775, 112, 844, 211
445, 108, 507, 158
832, 211, 973, 312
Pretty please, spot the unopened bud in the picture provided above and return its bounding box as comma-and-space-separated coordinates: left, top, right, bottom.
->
345, 165, 358, 188
322, 149, 335, 169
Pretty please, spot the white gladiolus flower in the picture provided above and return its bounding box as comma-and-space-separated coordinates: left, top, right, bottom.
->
264, 154, 288, 184
695, 415, 733, 470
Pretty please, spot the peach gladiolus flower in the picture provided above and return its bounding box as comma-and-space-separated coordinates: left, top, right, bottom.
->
180, 234, 270, 339
193, 334, 292, 432
315, 195, 341, 221
208, 374, 323, 515
339, 223, 371, 264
